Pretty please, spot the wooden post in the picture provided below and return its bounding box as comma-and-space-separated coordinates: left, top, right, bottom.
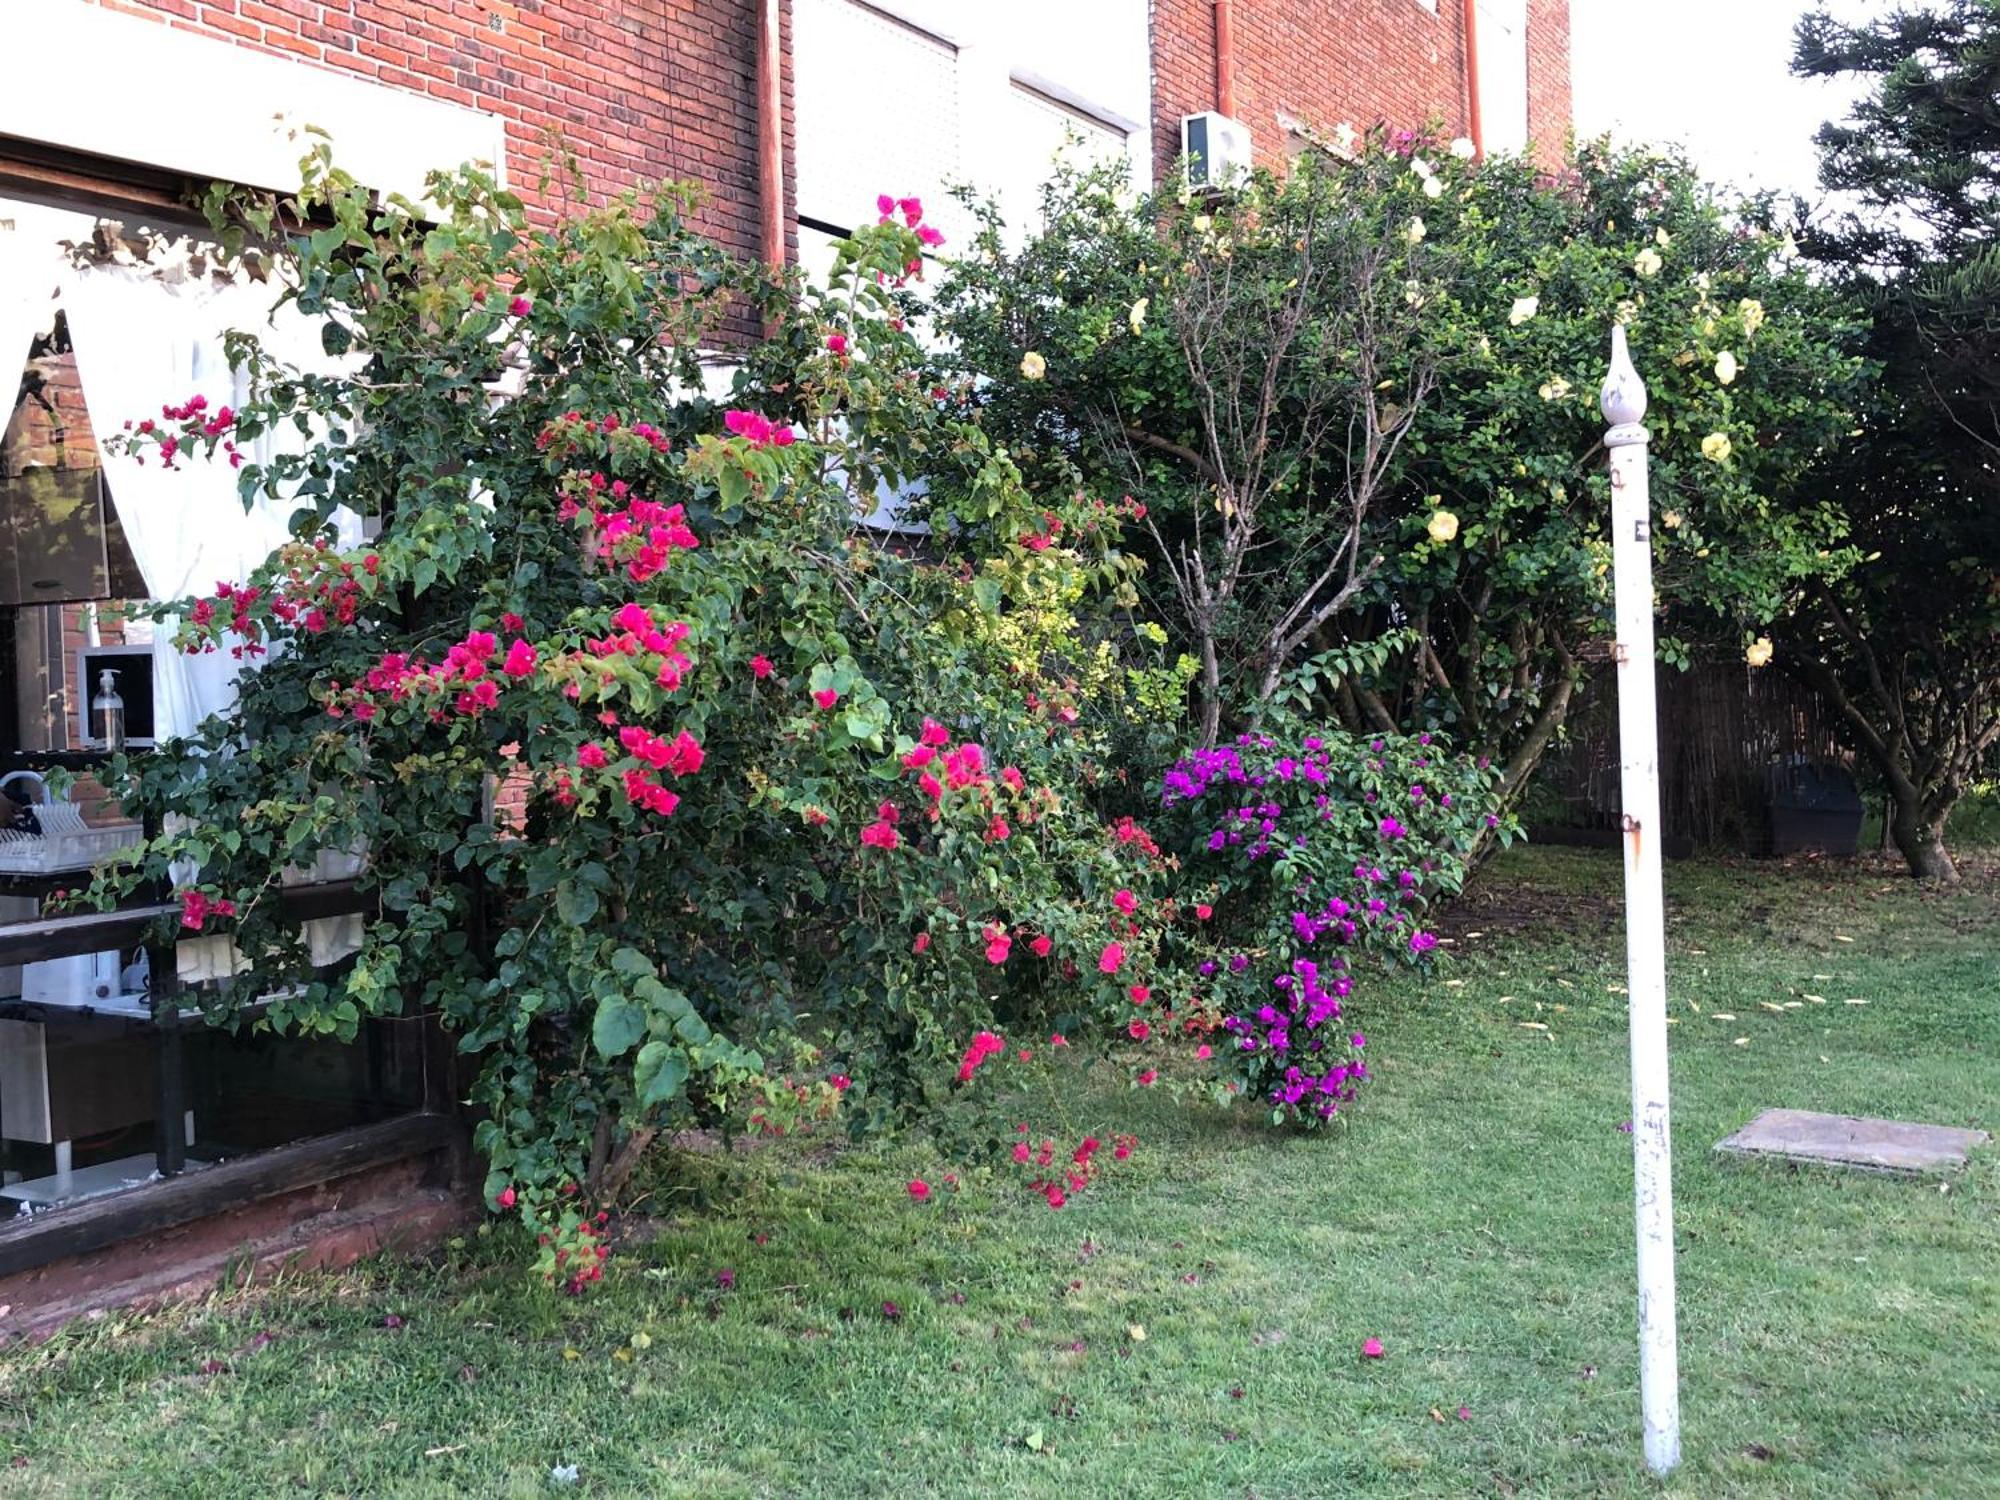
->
1601, 324, 1681, 1476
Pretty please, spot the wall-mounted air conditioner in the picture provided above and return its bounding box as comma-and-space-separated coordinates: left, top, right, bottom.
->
1181, 111, 1252, 191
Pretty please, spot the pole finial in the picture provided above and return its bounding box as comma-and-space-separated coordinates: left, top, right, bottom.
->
1601, 323, 1649, 434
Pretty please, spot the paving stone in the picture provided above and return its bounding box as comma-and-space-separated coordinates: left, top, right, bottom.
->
1715, 1108, 1989, 1176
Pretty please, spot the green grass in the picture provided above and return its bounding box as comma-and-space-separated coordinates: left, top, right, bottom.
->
3, 846, 1995, 1498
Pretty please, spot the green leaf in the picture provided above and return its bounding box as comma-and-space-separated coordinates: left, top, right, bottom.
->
971, 576, 1003, 615
610, 946, 654, 980
634, 1041, 690, 1106
556, 883, 600, 925
593, 996, 647, 1059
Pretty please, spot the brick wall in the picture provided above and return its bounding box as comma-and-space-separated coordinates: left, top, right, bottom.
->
1525, 0, 1572, 167
1151, 0, 1571, 178
85, 0, 793, 277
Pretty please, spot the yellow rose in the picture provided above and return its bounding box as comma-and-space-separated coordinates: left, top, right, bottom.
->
1738, 298, 1766, 336
1701, 432, 1732, 463
1538, 377, 1572, 402
1745, 636, 1774, 668
1634, 248, 1664, 277
1654, 227, 1671, 248
1714, 350, 1738, 385
1191, 214, 1213, 233
1509, 294, 1540, 326
1427, 510, 1460, 544
1661, 510, 1683, 529
1128, 297, 1148, 336
1020, 351, 1047, 381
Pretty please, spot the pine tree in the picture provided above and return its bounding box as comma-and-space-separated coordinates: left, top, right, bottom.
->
1785, 1, 2000, 881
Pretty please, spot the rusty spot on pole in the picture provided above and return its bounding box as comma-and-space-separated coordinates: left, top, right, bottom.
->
1624, 813, 1642, 860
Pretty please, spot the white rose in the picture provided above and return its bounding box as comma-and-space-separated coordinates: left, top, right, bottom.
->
1020, 351, 1047, 381
1449, 137, 1477, 160
1634, 248, 1663, 277
1509, 295, 1540, 327
1405, 216, 1427, 245
1714, 350, 1738, 385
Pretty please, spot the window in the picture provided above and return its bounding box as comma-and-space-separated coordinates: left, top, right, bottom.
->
793, 0, 963, 241
996, 83, 1132, 243
0, 192, 424, 1223
1476, 0, 1531, 156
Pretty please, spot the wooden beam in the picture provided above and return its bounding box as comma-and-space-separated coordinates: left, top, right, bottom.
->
0, 1113, 460, 1277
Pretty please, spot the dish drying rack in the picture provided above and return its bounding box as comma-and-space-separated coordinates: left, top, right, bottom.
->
0, 771, 144, 876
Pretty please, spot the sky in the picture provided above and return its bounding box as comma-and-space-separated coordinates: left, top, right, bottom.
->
1570, 0, 1874, 203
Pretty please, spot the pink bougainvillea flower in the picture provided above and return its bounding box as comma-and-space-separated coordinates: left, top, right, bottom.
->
1048, 1032, 1068, 1047
983, 926, 1012, 965
876, 193, 896, 218
1030, 934, 1053, 957
500, 612, 525, 632
1457, 1406, 1472, 1422
1044, 1186, 1067, 1210
907, 1179, 931, 1202
826, 333, 847, 355
495, 1185, 517, 1209
750, 654, 774, 679
717, 1267, 736, 1289
919, 717, 950, 747
1195, 903, 1213, 921
860, 820, 900, 851
508, 295, 531, 316
1112, 888, 1139, 915
1128, 984, 1151, 1005
1136, 1069, 1158, 1086
1128, 1020, 1151, 1041
576, 742, 608, 769
813, 688, 840, 710
1361, 1337, 1385, 1359
1196, 1043, 1213, 1060
1012, 1141, 1032, 1164
916, 225, 945, 247
912, 932, 931, 953
502, 639, 537, 677
987, 816, 1010, 842
1098, 941, 1126, 974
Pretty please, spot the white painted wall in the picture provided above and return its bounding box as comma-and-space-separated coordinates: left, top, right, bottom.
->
1, 2, 507, 202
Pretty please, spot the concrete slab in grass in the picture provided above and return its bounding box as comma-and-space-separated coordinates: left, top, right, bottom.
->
1715, 1109, 1989, 1177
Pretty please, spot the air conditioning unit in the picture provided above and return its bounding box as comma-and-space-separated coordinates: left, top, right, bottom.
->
1181, 111, 1253, 191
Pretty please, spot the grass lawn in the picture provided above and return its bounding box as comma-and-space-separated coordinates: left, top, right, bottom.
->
2, 844, 1994, 1498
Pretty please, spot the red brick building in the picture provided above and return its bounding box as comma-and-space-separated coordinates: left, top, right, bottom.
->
0, 0, 1570, 1328
1153, 0, 1572, 178
13, 0, 1569, 272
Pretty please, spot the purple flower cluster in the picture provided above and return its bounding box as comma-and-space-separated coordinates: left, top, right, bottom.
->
1220, 957, 1367, 1120
1163, 727, 1489, 1127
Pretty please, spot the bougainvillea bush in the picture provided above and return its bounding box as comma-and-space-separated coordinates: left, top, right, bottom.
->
84, 150, 1189, 1280
1158, 727, 1511, 1124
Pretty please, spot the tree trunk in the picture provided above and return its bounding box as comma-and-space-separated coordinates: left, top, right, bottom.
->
1197, 633, 1223, 749
1888, 792, 1960, 883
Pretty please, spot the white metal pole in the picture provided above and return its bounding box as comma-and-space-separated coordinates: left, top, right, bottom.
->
1600, 323, 1681, 1476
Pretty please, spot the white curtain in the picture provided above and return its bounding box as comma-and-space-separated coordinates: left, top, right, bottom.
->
63, 263, 304, 738
0, 215, 62, 414
66, 256, 366, 967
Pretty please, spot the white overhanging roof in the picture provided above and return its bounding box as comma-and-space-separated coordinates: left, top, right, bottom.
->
2, 1, 507, 202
